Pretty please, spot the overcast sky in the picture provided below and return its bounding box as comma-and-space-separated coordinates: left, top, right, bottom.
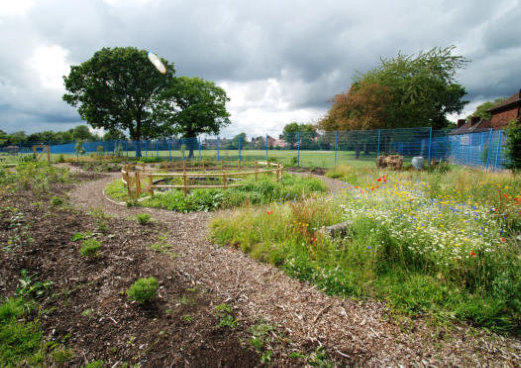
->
1, 0, 520, 138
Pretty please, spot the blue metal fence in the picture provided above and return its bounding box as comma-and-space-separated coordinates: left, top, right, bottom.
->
0, 127, 510, 170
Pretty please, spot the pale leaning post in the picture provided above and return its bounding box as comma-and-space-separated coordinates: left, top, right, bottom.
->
135, 170, 141, 198
255, 162, 258, 182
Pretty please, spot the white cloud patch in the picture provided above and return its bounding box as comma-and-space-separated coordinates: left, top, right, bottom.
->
27, 45, 70, 90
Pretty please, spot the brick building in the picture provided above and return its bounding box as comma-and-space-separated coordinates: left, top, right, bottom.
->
487, 89, 521, 128
453, 89, 521, 134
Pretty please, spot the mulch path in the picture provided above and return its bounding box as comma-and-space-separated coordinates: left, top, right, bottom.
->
66, 167, 521, 367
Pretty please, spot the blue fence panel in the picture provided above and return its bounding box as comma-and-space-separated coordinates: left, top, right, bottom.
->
0, 127, 511, 170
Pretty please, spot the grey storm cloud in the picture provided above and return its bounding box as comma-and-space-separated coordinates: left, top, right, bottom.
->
1, 0, 521, 135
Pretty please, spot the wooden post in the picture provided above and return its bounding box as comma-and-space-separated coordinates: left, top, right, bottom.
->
238, 160, 241, 170
148, 175, 154, 196
183, 163, 188, 196
46, 146, 50, 163
222, 170, 227, 190
202, 160, 205, 172
255, 162, 258, 182
276, 164, 280, 182
135, 171, 141, 198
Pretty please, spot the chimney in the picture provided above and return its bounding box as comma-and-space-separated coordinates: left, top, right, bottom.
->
457, 119, 466, 128
470, 116, 480, 125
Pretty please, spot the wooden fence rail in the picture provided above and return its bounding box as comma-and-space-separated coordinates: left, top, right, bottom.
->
122, 160, 283, 198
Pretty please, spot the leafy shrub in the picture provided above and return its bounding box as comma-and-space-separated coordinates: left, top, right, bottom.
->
80, 239, 101, 258
505, 119, 521, 171
139, 156, 163, 163
50, 196, 63, 206
136, 213, 151, 225
127, 277, 159, 304
215, 303, 239, 328
85, 360, 104, 368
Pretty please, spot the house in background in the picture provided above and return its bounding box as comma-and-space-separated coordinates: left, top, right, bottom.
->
453, 89, 521, 134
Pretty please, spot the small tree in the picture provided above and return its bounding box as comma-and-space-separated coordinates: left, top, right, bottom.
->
505, 119, 521, 171
74, 140, 85, 156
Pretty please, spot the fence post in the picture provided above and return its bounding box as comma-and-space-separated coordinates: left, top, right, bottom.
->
467, 134, 471, 165
217, 137, 220, 162
427, 127, 433, 165
486, 128, 493, 169
239, 135, 242, 163
125, 140, 128, 158
265, 134, 268, 162
334, 131, 338, 165
297, 132, 301, 167
198, 138, 202, 160
494, 130, 503, 170
376, 129, 381, 158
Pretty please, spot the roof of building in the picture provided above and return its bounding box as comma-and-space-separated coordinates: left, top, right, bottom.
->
487, 90, 521, 114
451, 119, 495, 135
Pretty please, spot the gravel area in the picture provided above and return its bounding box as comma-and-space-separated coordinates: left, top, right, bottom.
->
69, 168, 521, 367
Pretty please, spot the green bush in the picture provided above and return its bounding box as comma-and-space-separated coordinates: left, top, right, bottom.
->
136, 213, 151, 225
50, 196, 63, 206
139, 156, 163, 163
505, 119, 521, 171
127, 277, 159, 304
80, 239, 102, 258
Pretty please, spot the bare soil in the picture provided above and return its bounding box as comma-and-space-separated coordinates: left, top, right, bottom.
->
0, 175, 287, 367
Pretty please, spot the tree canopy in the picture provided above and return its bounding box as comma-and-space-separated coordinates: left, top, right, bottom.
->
0, 125, 98, 146
319, 46, 469, 131
467, 97, 507, 121
281, 122, 316, 148
63, 47, 176, 156
159, 76, 230, 157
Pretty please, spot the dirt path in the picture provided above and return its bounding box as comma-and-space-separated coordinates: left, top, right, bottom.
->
69, 170, 521, 366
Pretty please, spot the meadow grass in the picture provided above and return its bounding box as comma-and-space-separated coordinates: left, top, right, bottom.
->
105, 173, 327, 212
210, 164, 521, 333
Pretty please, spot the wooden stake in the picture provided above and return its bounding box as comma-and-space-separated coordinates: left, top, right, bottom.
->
255, 162, 258, 181
223, 170, 227, 190
183, 171, 188, 196
148, 175, 154, 196
135, 171, 141, 198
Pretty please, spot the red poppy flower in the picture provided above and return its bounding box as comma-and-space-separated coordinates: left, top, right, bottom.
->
500, 237, 506, 242
266, 210, 273, 215
470, 251, 476, 257
377, 178, 381, 182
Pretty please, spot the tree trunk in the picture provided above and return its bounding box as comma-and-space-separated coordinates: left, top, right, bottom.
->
136, 140, 142, 158
135, 120, 142, 158
185, 135, 197, 159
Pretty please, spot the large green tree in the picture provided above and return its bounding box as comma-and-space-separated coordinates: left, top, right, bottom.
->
467, 97, 507, 121
321, 46, 469, 131
63, 47, 175, 156
159, 76, 230, 158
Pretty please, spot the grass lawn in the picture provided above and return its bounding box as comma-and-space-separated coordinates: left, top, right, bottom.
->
41, 149, 378, 169
210, 164, 521, 333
